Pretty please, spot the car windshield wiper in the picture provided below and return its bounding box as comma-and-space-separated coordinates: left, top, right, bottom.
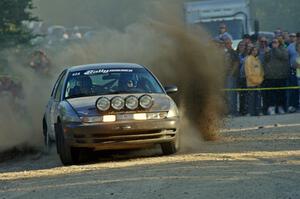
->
105, 90, 147, 95
65, 93, 91, 99
104, 91, 124, 95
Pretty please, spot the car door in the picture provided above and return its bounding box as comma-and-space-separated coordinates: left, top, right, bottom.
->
47, 71, 67, 139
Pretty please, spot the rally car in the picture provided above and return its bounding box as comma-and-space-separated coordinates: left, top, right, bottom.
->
43, 63, 180, 165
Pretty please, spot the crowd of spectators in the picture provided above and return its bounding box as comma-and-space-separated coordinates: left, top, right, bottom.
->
216, 24, 300, 116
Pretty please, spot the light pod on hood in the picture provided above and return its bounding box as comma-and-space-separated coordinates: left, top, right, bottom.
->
139, 95, 153, 109
125, 95, 139, 110
96, 97, 110, 111
111, 96, 125, 110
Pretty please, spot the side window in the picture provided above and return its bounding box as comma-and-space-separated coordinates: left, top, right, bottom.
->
51, 71, 66, 97
54, 72, 67, 101
64, 77, 77, 98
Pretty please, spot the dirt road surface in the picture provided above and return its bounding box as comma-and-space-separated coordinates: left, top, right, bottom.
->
0, 114, 300, 199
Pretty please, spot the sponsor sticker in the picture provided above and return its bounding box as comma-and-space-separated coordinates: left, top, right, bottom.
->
83, 68, 133, 75
72, 72, 81, 76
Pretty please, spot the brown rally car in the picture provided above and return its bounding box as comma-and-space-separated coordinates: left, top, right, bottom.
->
43, 63, 179, 165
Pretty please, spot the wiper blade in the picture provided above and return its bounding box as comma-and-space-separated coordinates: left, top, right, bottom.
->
65, 93, 90, 99
105, 91, 123, 95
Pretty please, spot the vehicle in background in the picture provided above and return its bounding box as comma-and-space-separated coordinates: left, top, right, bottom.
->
47, 25, 69, 45
184, 0, 252, 48
43, 63, 180, 165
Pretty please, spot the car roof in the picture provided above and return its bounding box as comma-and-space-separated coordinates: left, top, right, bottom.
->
68, 63, 144, 72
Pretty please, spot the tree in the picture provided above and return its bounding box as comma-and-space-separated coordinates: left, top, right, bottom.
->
0, 0, 38, 48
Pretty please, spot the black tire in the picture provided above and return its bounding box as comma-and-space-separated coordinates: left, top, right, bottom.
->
161, 132, 180, 155
56, 121, 79, 165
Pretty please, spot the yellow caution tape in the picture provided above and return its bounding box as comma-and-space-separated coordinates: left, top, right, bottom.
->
223, 86, 300, 92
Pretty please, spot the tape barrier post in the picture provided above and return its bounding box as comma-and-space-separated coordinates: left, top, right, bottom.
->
223, 86, 300, 92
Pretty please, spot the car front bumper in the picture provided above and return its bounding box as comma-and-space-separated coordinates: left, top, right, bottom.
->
62, 118, 179, 150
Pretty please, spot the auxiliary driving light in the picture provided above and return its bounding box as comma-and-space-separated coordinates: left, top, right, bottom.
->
139, 95, 153, 109
96, 97, 110, 111
111, 96, 125, 110
125, 96, 139, 110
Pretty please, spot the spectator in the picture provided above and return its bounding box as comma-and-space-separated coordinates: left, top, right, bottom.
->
283, 31, 290, 46
264, 39, 289, 115
274, 28, 282, 37
217, 23, 233, 41
276, 34, 287, 48
245, 46, 264, 116
250, 34, 259, 45
296, 42, 300, 88
242, 34, 251, 46
223, 37, 239, 115
287, 32, 300, 112
258, 37, 271, 113
289, 33, 297, 44
258, 37, 270, 63
30, 50, 51, 75
236, 41, 248, 115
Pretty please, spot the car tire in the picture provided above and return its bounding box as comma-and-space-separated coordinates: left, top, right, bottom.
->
161, 131, 180, 155
56, 121, 79, 165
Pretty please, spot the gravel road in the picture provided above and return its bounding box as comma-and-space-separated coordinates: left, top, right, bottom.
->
0, 114, 299, 199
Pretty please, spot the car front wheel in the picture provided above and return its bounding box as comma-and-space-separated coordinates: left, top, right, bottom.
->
56, 121, 79, 165
161, 132, 180, 155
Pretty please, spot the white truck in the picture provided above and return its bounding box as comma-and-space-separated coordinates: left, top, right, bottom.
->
184, 0, 253, 47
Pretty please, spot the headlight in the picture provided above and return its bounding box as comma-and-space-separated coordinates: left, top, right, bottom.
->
139, 95, 153, 109
167, 99, 179, 118
111, 96, 125, 110
167, 109, 178, 118
96, 97, 110, 111
125, 96, 139, 110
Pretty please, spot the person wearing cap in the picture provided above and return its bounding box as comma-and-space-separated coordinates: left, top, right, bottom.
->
287, 32, 300, 112
217, 23, 233, 41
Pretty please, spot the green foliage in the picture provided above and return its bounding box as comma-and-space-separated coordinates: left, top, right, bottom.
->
0, 0, 38, 48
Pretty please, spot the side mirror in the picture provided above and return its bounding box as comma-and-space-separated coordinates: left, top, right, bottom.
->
164, 85, 178, 94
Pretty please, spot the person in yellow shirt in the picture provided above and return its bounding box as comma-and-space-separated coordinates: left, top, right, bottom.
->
245, 46, 264, 116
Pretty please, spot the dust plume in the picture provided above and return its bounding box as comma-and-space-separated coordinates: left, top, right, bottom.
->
0, 0, 225, 153
0, 49, 54, 152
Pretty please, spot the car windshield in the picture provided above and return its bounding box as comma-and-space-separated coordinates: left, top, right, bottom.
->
64, 68, 164, 99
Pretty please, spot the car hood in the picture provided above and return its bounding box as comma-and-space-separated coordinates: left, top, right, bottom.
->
66, 93, 172, 117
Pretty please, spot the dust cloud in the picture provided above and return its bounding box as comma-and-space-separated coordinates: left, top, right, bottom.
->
0, 0, 225, 153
